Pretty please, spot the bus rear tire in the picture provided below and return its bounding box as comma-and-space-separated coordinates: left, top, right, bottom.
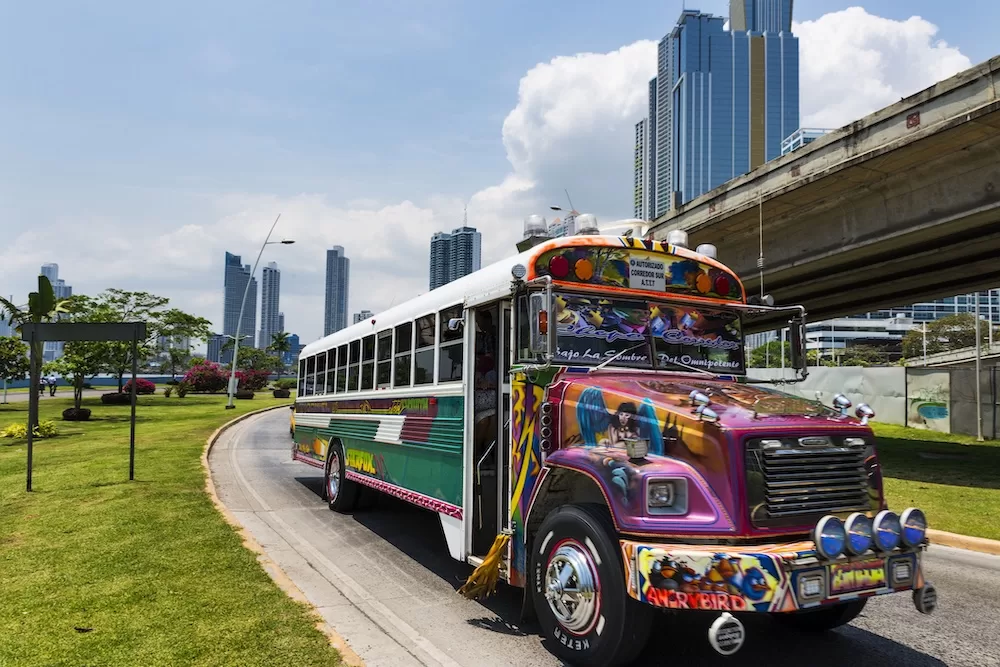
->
530, 503, 653, 667
772, 599, 867, 632
324, 440, 358, 512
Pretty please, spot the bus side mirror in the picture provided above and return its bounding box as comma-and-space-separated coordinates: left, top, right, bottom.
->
528, 292, 553, 359
789, 316, 806, 372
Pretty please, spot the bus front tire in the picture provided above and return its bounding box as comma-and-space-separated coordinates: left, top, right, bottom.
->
772, 599, 867, 632
530, 504, 652, 667
324, 440, 358, 512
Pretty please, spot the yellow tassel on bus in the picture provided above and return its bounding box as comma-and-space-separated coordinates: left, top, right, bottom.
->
458, 533, 510, 600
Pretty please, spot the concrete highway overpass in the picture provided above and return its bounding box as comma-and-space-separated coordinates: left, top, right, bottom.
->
649, 55, 1000, 333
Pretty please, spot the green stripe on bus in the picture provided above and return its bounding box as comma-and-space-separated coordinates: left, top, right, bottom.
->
328, 419, 379, 442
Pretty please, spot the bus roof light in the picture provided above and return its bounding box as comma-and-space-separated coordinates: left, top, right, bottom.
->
576, 214, 599, 235
696, 243, 717, 259
667, 229, 689, 248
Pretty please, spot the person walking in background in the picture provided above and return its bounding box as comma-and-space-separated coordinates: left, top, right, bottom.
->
48, 374, 58, 396
38, 376, 47, 396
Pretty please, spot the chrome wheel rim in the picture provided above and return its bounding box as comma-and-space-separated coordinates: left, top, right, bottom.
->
327, 451, 340, 501
544, 542, 599, 634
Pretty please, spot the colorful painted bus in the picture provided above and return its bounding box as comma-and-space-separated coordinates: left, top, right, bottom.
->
291, 223, 936, 664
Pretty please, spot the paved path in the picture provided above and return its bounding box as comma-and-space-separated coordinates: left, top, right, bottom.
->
1, 389, 105, 403
209, 409, 1000, 667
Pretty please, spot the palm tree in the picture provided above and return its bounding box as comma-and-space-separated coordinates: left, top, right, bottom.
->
268, 331, 291, 378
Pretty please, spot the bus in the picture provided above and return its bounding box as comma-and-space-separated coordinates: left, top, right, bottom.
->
291, 222, 936, 664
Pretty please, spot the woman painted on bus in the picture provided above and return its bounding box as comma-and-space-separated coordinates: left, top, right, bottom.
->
574, 387, 664, 455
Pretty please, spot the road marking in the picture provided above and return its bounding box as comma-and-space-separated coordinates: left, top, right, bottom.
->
228, 413, 462, 667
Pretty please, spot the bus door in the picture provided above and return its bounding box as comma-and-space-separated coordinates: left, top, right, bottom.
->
469, 301, 510, 557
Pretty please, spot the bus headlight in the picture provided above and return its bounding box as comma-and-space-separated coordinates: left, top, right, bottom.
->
873, 510, 902, 552
813, 515, 847, 560
844, 512, 874, 556
646, 478, 688, 515
900, 507, 928, 548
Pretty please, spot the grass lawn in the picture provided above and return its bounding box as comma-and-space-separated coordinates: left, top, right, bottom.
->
872, 423, 1000, 541
0, 393, 339, 667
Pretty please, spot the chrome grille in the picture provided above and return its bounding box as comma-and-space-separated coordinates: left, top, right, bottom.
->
745, 437, 871, 527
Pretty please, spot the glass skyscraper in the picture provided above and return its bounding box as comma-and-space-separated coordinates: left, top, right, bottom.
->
223, 251, 257, 364
429, 226, 482, 290
324, 246, 350, 336
39, 263, 72, 361
258, 262, 281, 349
637, 0, 799, 216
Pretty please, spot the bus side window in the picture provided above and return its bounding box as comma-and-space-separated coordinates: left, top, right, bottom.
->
376, 330, 391, 388
438, 305, 463, 382
298, 359, 306, 395
326, 349, 337, 394
315, 351, 327, 395
414, 314, 436, 385
348, 340, 360, 391
361, 335, 375, 390
305, 356, 316, 395
336, 344, 348, 392
394, 322, 413, 387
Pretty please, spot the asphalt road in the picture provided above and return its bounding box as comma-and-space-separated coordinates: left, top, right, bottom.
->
209, 409, 1000, 667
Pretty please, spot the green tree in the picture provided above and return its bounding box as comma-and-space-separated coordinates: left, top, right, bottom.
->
45, 342, 104, 411
267, 331, 291, 377
234, 346, 281, 373
0, 336, 30, 404
165, 348, 191, 380
0, 274, 72, 372
749, 341, 792, 368
836, 344, 889, 367
901, 313, 991, 359
79, 290, 211, 391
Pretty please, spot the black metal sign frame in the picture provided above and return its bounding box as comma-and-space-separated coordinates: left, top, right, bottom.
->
20, 322, 147, 492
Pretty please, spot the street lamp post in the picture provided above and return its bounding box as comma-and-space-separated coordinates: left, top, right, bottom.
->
225, 214, 294, 409
975, 294, 984, 441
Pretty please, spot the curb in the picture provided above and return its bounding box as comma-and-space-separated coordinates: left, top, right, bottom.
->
929, 528, 1000, 556
201, 403, 365, 667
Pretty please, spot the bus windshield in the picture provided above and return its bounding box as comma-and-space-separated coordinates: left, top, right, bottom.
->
552, 292, 745, 374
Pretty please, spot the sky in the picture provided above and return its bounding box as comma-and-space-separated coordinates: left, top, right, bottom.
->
1, 1, 992, 348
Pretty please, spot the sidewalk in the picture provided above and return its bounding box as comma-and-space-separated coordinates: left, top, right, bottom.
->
1, 389, 105, 404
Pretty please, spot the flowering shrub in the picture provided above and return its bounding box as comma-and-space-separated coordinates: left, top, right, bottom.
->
236, 369, 270, 392
183, 361, 229, 393
123, 378, 157, 395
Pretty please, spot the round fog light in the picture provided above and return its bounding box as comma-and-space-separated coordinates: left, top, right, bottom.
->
844, 512, 874, 556
873, 510, 902, 552
813, 515, 847, 560
900, 507, 928, 548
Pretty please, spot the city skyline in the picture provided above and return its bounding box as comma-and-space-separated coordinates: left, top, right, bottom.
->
40, 263, 72, 361
324, 246, 350, 336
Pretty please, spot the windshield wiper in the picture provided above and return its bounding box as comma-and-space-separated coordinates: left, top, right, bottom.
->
590, 342, 648, 373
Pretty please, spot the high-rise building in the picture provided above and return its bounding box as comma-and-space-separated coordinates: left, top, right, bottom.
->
207, 333, 225, 364
638, 1, 799, 216
39, 263, 72, 361
633, 119, 647, 219
353, 309, 374, 324
429, 225, 482, 290
781, 128, 833, 155
223, 252, 257, 363
259, 262, 281, 349
324, 246, 350, 336
278, 312, 285, 335
282, 333, 302, 367
548, 212, 578, 239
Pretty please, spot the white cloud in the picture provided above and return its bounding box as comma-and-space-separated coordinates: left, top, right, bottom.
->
795, 7, 972, 128
1, 11, 973, 347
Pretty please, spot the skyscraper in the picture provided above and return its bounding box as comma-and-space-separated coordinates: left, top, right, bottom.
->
282, 333, 302, 367
633, 119, 647, 219
325, 246, 350, 336
259, 262, 281, 349
637, 1, 799, 216
353, 309, 374, 324
223, 252, 257, 363
278, 312, 285, 334
207, 333, 225, 363
429, 226, 482, 290
39, 263, 72, 361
